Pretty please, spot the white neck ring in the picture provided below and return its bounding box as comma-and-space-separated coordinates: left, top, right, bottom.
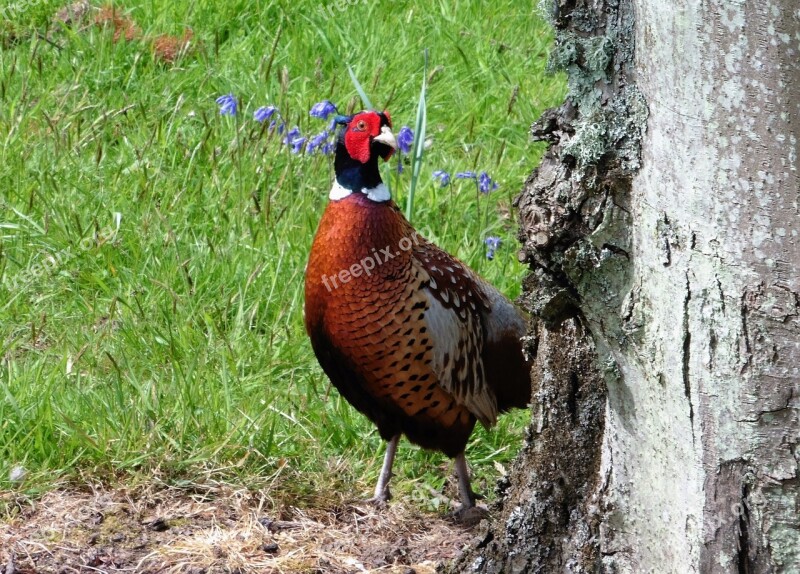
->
329, 180, 390, 202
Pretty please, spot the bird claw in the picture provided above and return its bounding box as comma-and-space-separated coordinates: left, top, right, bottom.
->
364, 498, 389, 509
450, 504, 488, 526
363, 490, 391, 508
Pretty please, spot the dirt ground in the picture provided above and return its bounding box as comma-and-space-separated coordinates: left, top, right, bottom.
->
0, 482, 481, 574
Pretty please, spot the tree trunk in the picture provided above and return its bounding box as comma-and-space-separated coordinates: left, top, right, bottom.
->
451, 1, 799, 572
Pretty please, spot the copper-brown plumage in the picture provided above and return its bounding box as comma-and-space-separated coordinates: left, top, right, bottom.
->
304, 111, 531, 511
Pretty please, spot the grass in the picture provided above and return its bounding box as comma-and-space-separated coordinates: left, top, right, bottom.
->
0, 0, 565, 510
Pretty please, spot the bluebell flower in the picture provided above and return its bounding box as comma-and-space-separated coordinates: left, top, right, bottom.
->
478, 171, 499, 193
310, 100, 338, 120
456, 171, 477, 180
397, 126, 414, 154
283, 126, 302, 145
321, 141, 336, 155
291, 137, 307, 154
432, 170, 451, 187
215, 94, 237, 116
269, 120, 286, 134
254, 105, 277, 123
485, 236, 502, 260
306, 130, 330, 154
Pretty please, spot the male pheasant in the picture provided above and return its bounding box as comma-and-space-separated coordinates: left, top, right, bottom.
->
304, 110, 531, 512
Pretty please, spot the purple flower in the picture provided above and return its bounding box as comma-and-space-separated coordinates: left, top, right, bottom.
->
283, 126, 302, 145
456, 171, 477, 180
485, 236, 502, 260
306, 130, 330, 154
291, 137, 307, 154
215, 94, 237, 116
432, 170, 451, 187
254, 105, 277, 122
310, 100, 338, 120
478, 171, 499, 193
321, 141, 336, 155
269, 120, 286, 134
397, 126, 414, 154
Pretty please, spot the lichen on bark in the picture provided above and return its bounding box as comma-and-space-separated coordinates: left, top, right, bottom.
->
449, 0, 646, 571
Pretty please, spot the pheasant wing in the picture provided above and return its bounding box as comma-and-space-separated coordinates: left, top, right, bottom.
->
412, 245, 499, 427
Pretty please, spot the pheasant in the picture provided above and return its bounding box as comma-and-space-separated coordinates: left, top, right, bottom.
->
304, 110, 532, 513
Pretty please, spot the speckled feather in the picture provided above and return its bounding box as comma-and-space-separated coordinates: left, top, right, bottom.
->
304, 192, 531, 458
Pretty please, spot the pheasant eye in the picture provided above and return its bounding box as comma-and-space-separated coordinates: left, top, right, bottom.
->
355, 120, 367, 131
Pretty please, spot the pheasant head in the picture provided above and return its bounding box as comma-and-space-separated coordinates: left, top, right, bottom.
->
332, 111, 397, 201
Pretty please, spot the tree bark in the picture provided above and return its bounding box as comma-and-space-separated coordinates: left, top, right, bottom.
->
451, 1, 799, 572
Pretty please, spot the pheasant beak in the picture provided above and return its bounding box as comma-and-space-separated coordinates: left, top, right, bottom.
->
373, 125, 397, 151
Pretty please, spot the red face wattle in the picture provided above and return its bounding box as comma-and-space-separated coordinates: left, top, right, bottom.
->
344, 111, 396, 164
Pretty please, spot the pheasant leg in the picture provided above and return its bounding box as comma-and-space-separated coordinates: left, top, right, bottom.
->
454, 452, 477, 509
368, 434, 400, 504
452, 452, 489, 523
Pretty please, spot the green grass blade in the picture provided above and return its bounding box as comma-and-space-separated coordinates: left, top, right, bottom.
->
406, 49, 429, 223
383, 161, 392, 196
346, 65, 374, 110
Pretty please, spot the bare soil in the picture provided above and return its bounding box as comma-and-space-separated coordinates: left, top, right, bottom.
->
1, 483, 479, 574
